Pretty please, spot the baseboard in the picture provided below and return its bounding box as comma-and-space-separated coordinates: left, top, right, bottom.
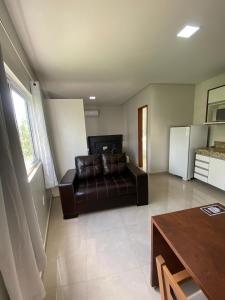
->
41, 193, 52, 279
51, 186, 60, 197
149, 171, 169, 175
43, 193, 52, 250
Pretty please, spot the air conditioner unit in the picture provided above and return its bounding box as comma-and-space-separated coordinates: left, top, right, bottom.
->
84, 109, 99, 117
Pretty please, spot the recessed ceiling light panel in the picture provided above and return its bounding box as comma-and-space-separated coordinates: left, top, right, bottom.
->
177, 25, 200, 38
89, 96, 96, 100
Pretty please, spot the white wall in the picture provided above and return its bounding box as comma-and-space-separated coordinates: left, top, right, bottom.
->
0, 1, 51, 298
0, 274, 8, 300
123, 85, 153, 169
123, 84, 195, 173
84, 105, 124, 137
0, 0, 35, 91
29, 164, 51, 244
193, 72, 225, 146
46, 99, 88, 179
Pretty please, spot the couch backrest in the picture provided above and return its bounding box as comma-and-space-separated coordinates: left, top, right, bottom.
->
102, 153, 127, 176
75, 155, 102, 180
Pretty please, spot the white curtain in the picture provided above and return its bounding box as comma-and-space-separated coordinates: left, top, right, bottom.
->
0, 47, 46, 299
30, 81, 58, 188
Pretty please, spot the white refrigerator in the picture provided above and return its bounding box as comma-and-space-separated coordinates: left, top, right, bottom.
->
169, 125, 208, 180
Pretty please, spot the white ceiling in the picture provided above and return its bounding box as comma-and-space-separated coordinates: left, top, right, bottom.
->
4, 0, 225, 104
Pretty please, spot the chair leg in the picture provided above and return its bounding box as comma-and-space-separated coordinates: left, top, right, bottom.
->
156, 255, 167, 300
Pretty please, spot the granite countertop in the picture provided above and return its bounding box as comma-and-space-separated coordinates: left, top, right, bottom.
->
196, 147, 225, 160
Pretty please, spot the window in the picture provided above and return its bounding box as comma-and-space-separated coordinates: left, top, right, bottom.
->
11, 89, 37, 173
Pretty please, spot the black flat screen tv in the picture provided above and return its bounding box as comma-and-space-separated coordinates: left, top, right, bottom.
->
87, 135, 123, 155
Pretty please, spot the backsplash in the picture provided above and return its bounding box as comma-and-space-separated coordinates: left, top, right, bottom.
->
214, 141, 225, 149
208, 125, 225, 146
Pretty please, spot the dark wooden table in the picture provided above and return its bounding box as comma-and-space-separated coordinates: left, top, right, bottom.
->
151, 203, 225, 300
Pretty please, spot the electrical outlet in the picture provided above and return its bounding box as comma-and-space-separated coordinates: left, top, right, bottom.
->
42, 195, 45, 206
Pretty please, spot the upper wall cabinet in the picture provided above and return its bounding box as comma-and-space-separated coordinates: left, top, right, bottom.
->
206, 85, 225, 124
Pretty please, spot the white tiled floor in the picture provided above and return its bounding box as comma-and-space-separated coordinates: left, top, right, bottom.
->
43, 173, 225, 299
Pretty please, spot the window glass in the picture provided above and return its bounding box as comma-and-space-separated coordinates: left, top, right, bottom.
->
11, 89, 36, 172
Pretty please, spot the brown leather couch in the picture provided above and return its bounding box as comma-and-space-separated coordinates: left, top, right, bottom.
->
59, 153, 148, 219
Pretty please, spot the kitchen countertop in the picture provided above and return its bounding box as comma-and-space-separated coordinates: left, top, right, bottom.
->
196, 147, 225, 160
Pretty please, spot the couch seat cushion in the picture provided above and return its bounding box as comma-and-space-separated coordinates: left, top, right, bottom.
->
75, 174, 136, 202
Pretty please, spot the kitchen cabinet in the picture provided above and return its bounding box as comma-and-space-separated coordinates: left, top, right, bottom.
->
206, 85, 225, 123
194, 154, 209, 183
208, 157, 225, 190
194, 154, 225, 191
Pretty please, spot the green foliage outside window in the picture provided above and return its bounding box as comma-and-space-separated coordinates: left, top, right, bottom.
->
18, 119, 34, 164
11, 89, 36, 170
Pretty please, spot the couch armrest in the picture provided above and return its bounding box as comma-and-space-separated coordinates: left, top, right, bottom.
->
59, 169, 78, 218
60, 169, 76, 185
127, 163, 148, 205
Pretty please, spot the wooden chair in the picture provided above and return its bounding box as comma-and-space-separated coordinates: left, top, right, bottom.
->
156, 255, 208, 300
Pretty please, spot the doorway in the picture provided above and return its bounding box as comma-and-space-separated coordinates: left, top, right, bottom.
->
138, 105, 148, 172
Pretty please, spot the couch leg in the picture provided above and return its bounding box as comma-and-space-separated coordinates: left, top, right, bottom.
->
137, 202, 148, 206
63, 213, 79, 219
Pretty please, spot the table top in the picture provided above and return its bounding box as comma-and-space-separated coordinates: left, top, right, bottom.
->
152, 203, 225, 300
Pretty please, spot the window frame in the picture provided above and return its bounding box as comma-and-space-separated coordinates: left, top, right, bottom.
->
5, 64, 39, 175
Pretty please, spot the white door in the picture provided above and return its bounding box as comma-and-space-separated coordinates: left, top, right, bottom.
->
138, 105, 148, 172
169, 127, 190, 179
208, 157, 225, 190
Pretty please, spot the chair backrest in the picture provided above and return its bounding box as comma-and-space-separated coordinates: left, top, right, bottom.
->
156, 255, 190, 300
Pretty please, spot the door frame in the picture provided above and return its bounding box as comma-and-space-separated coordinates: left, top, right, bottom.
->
138, 105, 148, 169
